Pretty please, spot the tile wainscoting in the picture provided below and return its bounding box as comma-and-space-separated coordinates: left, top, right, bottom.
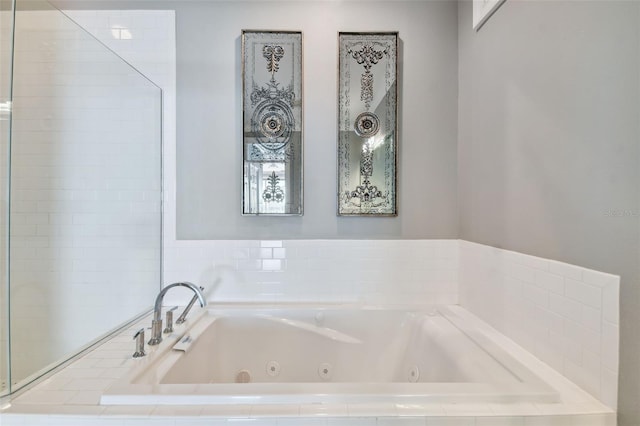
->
459, 241, 619, 408
163, 239, 459, 306
0, 239, 620, 425
162, 239, 619, 410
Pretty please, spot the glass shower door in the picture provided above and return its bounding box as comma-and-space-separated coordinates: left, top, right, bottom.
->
8, 0, 162, 391
0, 0, 14, 398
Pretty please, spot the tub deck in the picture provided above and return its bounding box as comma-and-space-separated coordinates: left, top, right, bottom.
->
2, 304, 615, 426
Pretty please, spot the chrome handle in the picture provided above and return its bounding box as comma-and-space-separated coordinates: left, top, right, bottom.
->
164, 306, 178, 334
133, 328, 146, 358
176, 286, 205, 325
148, 320, 163, 345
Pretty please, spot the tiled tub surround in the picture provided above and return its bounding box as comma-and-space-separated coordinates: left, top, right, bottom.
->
0, 239, 619, 425
1, 305, 615, 426
459, 241, 620, 409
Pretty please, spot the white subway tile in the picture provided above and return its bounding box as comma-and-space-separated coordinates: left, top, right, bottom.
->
513, 251, 550, 271
272, 248, 286, 259
601, 322, 619, 372
562, 335, 583, 366
548, 261, 583, 281
442, 403, 492, 415
563, 359, 599, 398
602, 284, 619, 325
102, 405, 155, 417
277, 419, 326, 426
581, 306, 602, 332
504, 250, 523, 265
549, 294, 582, 323
582, 270, 618, 288
376, 418, 425, 426
476, 417, 525, 426
600, 368, 618, 410
504, 276, 523, 297
509, 263, 536, 284
260, 240, 282, 248
0, 414, 27, 426
12, 390, 78, 405
582, 350, 602, 382
251, 248, 273, 259
521, 283, 550, 308
230, 248, 251, 260
564, 319, 600, 355
299, 404, 348, 417
534, 341, 564, 372
534, 270, 564, 294
261, 259, 283, 272
426, 417, 474, 426
65, 390, 102, 405
569, 413, 616, 426
523, 416, 573, 426
56, 367, 106, 379
564, 279, 602, 309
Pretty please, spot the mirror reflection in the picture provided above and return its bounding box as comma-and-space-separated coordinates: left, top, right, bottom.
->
242, 31, 303, 216
338, 32, 398, 216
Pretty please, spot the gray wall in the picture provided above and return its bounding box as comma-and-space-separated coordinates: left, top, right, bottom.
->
173, 0, 459, 239
54, 1, 459, 240
458, 1, 640, 424
52, 0, 458, 240
55, 1, 459, 240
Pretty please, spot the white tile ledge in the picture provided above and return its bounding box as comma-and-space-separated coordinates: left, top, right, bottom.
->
0, 412, 617, 426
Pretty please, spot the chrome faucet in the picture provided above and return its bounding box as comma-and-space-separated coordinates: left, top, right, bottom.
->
148, 282, 206, 345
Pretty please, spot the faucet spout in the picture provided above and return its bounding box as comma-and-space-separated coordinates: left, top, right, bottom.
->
149, 282, 207, 345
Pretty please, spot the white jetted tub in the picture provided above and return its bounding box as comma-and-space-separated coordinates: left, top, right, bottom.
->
101, 304, 558, 405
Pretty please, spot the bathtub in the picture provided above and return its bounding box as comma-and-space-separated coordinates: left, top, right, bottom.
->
100, 304, 558, 405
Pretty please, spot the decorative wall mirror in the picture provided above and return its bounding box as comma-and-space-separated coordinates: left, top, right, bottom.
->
242, 30, 303, 216
337, 32, 398, 216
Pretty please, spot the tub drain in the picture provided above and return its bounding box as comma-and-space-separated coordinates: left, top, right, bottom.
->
408, 365, 420, 383
236, 369, 251, 383
318, 363, 333, 380
266, 361, 281, 377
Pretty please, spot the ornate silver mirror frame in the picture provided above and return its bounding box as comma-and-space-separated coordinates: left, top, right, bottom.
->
242, 30, 303, 215
337, 32, 398, 216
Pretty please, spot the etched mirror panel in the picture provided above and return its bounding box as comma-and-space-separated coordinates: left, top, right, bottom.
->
338, 32, 398, 216
242, 31, 303, 215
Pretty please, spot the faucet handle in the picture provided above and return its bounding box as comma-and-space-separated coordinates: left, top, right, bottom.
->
133, 328, 146, 358
164, 306, 178, 334
175, 287, 206, 325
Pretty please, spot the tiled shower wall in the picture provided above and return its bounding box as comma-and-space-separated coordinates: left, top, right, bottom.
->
459, 240, 620, 409
8, 9, 163, 384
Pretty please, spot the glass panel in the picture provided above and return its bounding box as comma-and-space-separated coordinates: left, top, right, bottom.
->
0, 0, 14, 397
9, 0, 161, 389
338, 32, 398, 216
242, 31, 303, 216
